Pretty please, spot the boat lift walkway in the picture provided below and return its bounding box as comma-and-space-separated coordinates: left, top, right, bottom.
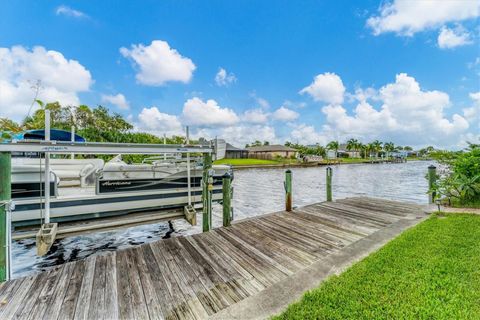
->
0, 197, 427, 320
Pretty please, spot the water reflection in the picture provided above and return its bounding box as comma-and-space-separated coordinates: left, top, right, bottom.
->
12, 160, 434, 278
230, 161, 433, 220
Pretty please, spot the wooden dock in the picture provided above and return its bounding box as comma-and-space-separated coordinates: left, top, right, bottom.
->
0, 197, 426, 319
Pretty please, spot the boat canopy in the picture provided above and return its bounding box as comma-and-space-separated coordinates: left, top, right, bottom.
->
13, 129, 86, 142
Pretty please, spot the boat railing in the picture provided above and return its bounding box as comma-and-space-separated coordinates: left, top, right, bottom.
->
142, 156, 202, 164
94, 165, 202, 184
12, 170, 59, 198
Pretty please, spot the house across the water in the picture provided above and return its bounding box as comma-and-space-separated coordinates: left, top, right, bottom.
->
225, 143, 248, 159
246, 145, 298, 159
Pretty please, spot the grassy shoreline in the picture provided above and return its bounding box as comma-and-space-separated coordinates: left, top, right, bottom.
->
214, 157, 426, 167
273, 213, 480, 319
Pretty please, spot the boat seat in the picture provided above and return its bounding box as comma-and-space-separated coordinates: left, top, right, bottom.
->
102, 162, 172, 179
12, 159, 103, 188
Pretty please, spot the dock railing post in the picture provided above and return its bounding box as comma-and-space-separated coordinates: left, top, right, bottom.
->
428, 165, 437, 204
44, 109, 51, 224
326, 167, 333, 202
222, 172, 232, 227
285, 169, 292, 211
202, 153, 213, 232
0, 151, 11, 282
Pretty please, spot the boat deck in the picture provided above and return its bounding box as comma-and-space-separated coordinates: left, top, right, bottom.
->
0, 197, 427, 319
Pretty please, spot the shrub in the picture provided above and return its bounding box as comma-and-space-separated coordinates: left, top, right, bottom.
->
433, 144, 480, 206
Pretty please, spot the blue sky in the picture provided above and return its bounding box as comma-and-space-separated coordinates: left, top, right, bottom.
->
0, 0, 479, 148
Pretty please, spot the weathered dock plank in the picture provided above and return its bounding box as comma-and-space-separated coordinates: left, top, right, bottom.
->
0, 197, 426, 320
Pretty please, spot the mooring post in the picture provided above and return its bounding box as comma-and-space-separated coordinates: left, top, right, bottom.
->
0, 152, 11, 282
428, 165, 437, 204
202, 153, 213, 232
285, 169, 292, 211
326, 167, 333, 201
44, 109, 51, 224
222, 172, 232, 227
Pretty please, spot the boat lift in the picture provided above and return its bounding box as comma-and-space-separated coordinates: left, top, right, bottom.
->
0, 137, 217, 281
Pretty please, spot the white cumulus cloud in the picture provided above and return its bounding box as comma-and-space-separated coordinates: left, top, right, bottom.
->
242, 109, 269, 124
290, 124, 328, 145
272, 106, 299, 122
215, 68, 237, 86
463, 92, 480, 128
300, 72, 345, 105
196, 124, 277, 147
0, 45, 93, 120
367, 0, 479, 36
137, 107, 183, 136
182, 97, 239, 127
101, 93, 129, 110
249, 92, 270, 109
120, 40, 196, 86
321, 73, 470, 147
55, 5, 88, 18
438, 25, 473, 49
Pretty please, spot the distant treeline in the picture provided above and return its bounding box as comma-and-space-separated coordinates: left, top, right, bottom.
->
246, 139, 432, 159
0, 102, 187, 144
0, 102, 190, 163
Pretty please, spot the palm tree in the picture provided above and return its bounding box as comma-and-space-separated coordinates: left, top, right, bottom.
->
346, 138, 359, 158
384, 142, 395, 159
466, 142, 479, 151
326, 140, 339, 158
366, 143, 375, 158
355, 140, 363, 158
371, 140, 383, 158
357, 142, 366, 158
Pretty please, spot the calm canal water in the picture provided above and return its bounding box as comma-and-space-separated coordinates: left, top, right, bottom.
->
12, 160, 435, 278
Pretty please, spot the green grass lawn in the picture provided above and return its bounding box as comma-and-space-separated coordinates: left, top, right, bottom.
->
214, 158, 282, 166
273, 213, 480, 320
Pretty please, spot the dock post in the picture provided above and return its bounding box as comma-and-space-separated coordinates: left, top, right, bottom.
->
0, 152, 11, 282
222, 172, 232, 227
36, 109, 58, 256
202, 153, 213, 232
285, 169, 292, 211
326, 167, 333, 201
428, 165, 437, 204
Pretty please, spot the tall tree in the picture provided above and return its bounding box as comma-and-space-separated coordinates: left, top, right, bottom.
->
0, 118, 22, 133
75, 105, 95, 130
346, 138, 359, 158
366, 143, 375, 158
327, 140, 339, 158
384, 142, 395, 159
357, 142, 366, 158
249, 140, 263, 147
371, 140, 383, 158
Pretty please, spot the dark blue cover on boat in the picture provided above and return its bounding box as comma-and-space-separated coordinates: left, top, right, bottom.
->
13, 129, 86, 142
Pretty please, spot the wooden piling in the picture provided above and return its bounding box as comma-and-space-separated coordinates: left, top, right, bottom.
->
428, 165, 437, 204
0, 152, 11, 282
285, 170, 292, 212
202, 153, 213, 232
184, 205, 197, 225
36, 223, 58, 256
326, 167, 332, 202
222, 173, 232, 227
